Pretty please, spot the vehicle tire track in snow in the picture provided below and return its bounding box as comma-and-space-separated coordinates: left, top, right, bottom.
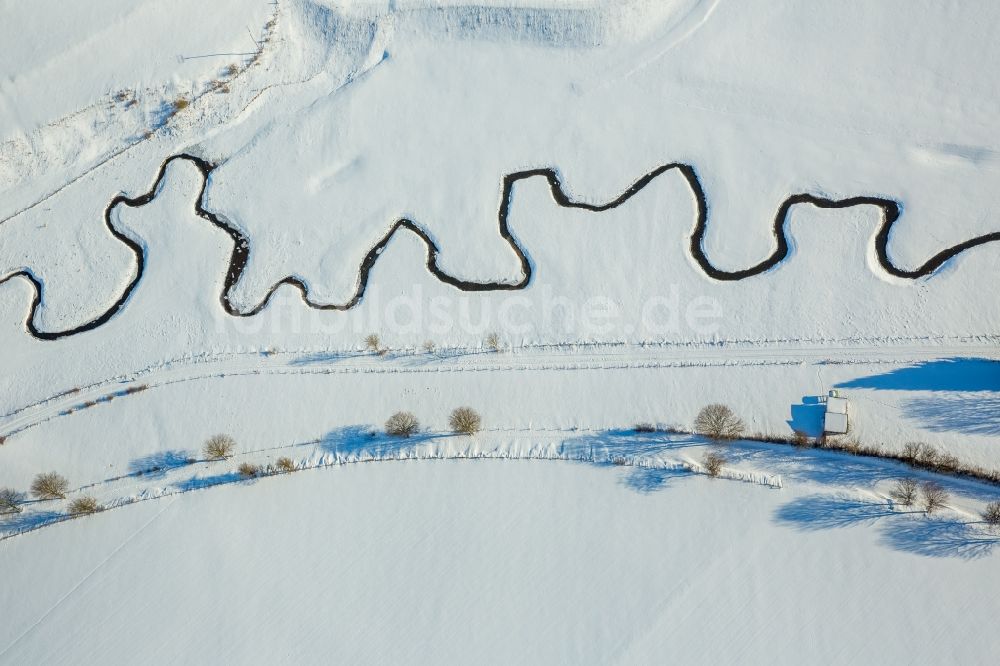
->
4, 154, 1000, 339
0, 496, 176, 658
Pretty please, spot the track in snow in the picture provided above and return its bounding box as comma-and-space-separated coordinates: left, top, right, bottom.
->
3, 154, 1000, 340
2, 340, 999, 440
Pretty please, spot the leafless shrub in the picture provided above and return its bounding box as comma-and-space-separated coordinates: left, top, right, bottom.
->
31, 472, 69, 500
936, 453, 960, 473
888, 478, 918, 506
386, 412, 419, 438
276, 457, 296, 473
694, 404, 745, 441
485, 332, 502, 352
422, 340, 436, 353
173, 97, 190, 112
633, 423, 657, 433
0, 435, 6, 446
204, 434, 236, 460
982, 501, 1000, 527
899, 442, 963, 474
859, 442, 886, 457
237, 462, 261, 479
920, 481, 949, 514
752, 431, 790, 445
124, 384, 148, 395
226, 63, 240, 77
68, 496, 102, 515
611, 456, 629, 466
702, 451, 726, 477
842, 437, 862, 455
449, 407, 481, 435
791, 430, 810, 448
364, 333, 383, 354
0, 488, 25, 515
916, 444, 940, 467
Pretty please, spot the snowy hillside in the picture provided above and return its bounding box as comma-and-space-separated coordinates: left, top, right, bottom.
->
1, 0, 999, 663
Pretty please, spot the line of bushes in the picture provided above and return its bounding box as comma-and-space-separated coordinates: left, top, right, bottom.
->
365, 333, 504, 357
638, 404, 1000, 488
633, 404, 1000, 520
384, 407, 483, 437
2, 409, 485, 524
0, 471, 104, 519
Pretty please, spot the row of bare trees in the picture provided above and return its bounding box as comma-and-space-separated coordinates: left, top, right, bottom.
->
365, 333, 503, 356
385, 407, 482, 437
0, 472, 102, 518
888, 478, 952, 514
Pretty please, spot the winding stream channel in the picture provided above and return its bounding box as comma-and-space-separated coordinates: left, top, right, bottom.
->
3, 153, 1000, 340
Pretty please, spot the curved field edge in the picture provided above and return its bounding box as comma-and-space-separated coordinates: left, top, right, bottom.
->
5, 428, 1000, 543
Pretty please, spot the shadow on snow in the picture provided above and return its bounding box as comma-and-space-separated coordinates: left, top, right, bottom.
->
878, 515, 1000, 560
835, 358, 1000, 393
129, 450, 193, 478
774, 495, 1000, 559
787, 395, 826, 437
902, 393, 1000, 436
0, 510, 65, 535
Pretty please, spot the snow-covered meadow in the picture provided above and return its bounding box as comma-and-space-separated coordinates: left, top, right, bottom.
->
2, 0, 999, 663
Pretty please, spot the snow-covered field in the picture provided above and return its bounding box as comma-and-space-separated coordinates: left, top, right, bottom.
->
2, 0, 999, 662
3, 458, 1000, 664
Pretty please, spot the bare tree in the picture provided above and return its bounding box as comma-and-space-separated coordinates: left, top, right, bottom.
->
485, 332, 502, 352
888, 478, 918, 506
449, 407, 482, 435
920, 481, 950, 514
916, 444, 940, 467
68, 496, 102, 515
31, 472, 69, 500
364, 334, 385, 355
900, 441, 924, 464
0, 488, 25, 514
694, 404, 745, 441
204, 434, 236, 460
386, 412, 419, 438
702, 451, 726, 477
982, 501, 1000, 528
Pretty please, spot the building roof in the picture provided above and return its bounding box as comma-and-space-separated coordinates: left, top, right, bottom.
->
826, 396, 848, 414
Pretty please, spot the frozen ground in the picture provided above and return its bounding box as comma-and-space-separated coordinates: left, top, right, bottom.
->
2, 0, 999, 663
